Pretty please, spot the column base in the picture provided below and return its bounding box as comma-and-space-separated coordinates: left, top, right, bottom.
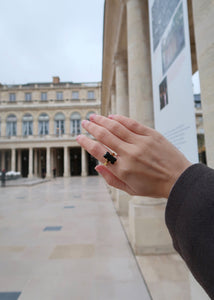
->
116, 190, 130, 216
81, 171, 87, 177
63, 172, 70, 177
28, 174, 34, 179
129, 196, 174, 255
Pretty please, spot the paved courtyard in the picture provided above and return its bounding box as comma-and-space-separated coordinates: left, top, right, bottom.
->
0, 177, 151, 300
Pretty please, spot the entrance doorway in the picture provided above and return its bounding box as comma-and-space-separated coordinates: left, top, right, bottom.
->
21, 150, 29, 177
87, 153, 98, 176
55, 148, 64, 177
70, 148, 81, 176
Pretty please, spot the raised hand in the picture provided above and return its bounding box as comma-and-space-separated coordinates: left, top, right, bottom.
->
76, 114, 191, 198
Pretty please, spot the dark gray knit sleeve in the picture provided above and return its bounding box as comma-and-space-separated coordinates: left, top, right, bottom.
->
166, 163, 214, 299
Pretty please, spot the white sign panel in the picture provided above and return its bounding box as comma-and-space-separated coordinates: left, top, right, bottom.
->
148, 0, 198, 163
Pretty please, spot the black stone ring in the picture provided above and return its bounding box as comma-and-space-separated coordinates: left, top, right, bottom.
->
103, 151, 117, 166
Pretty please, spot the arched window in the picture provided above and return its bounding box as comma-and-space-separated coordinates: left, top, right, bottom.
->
86, 111, 95, 121
70, 112, 81, 136
22, 113, 33, 136
38, 113, 49, 135
6, 114, 17, 136
54, 113, 65, 135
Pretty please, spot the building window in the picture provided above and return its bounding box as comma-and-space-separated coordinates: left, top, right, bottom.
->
72, 91, 79, 99
41, 92, 47, 101
88, 91, 95, 99
86, 111, 95, 120
70, 112, 81, 136
9, 93, 16, 102
38, 113, 49, 135
22, 114, 33, 136
56, 92, 63, 100
54, 113, 65, 135
6, 114, 17, 136
25, 93, 32, 101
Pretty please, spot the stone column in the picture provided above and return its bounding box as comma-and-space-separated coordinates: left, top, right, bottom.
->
81, 147, 87, 177
1, 119, 6, 137
34, 149, 38, 177
115, 51, 129, 116
46, 147, 51, 178
124, 0, 173, 255
125, 0, 154, 127
17, 150, 21, 172
17, 120, 22, 137
63, 146, 69, 177
191, 0, 214, 168
28, 148, 33, 178
11, 148, 16, 171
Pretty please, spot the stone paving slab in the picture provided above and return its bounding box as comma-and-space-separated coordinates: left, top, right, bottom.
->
0, 176, 151, 300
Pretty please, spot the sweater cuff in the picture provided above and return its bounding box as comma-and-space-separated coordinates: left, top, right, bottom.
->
165, 163, 206, 252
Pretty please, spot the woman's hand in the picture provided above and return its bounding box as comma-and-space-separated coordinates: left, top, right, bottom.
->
76, 114, 191, 198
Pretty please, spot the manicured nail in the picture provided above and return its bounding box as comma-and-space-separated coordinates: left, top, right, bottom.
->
89, 114, 96, 121
76, 135, 81, 141
81, 120, 89, 127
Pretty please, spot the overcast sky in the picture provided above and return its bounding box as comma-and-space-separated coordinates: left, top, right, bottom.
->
0, 0, 200, 93
0, 0, 105, 85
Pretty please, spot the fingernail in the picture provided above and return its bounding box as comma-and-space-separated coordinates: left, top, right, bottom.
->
108, 114, 115, 119
76, 135, 81, 141
81, 120, 89, 127
89, 114, 96, 121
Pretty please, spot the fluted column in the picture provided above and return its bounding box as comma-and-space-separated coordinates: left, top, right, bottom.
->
123, 0, 173, 255
192, 0, 214, 168
46, 147, 51, 178
125, 0, 154, 126
11, 148, 16, 171
81, 148, 87, 177
28, 148, 33, 178
115, 51, 129, 116
63, 146, 69, 177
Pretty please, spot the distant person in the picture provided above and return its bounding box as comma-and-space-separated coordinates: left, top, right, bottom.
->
1, 169, 6, 187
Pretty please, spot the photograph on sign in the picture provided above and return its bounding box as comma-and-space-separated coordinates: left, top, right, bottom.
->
161, 3, 185, 74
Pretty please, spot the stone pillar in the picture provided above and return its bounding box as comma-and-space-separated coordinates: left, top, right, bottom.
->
124, 0, 173, 255
116, 190, 129, 216
11, 148, 16, 171
17, 120, 22, 137
28, 148, 33, 178
125, 0, 154, 126
17, 150, 21, 172
81, 147, 87, 177
46, 147, 51, 178
191, 0, 214, 168
63, 146, 69, 177
33, 117, 37, 136
115, 51, 129, 116
1, 119, 6, 137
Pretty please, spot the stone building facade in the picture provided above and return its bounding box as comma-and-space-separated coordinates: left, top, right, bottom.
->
0, 77, 101, 178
